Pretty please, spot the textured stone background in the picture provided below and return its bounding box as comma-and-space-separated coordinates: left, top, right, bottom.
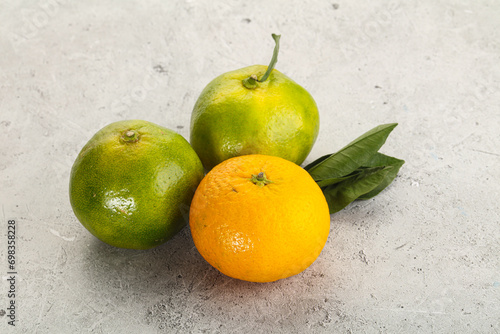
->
1, 0, 499, 333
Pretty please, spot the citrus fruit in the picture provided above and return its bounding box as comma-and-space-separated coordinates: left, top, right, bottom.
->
189, 154, 331, 282
69, 120, 204, 250
190, 34, 319, 170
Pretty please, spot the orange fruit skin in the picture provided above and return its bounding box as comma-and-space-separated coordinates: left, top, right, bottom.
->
189, 154, 331, 283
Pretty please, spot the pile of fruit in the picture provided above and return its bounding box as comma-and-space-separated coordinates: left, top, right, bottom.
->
69, 34, 404, 283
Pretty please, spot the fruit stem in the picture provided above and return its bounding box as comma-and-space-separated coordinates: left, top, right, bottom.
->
121, 130, 140, 143
250, 172, 273, 187
259, 34, 281, 82
242, 33, 281, 89
242, 74, 259, 89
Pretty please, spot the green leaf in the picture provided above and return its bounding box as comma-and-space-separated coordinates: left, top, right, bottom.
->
306, 123, 398, 182
316, 173, 360, 188
322, 166, 393, 213
357, 153, 405, 200
303, 153, 331, 171
305, 123, 404, 213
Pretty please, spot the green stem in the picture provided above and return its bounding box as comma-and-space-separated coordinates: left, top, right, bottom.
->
242, 33, 281, 89
250, 172, 273, 187
121, 130, 140, 143
242, 74, 259, 89
259, 34, 281, 82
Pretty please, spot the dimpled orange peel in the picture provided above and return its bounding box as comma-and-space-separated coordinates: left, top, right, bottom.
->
189, 154, 331, 282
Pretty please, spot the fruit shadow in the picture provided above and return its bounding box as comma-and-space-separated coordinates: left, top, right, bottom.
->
80, 223, 338, 332
80, 225, 278, 303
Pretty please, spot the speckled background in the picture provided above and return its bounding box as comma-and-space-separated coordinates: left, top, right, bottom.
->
1, 0, 499, 333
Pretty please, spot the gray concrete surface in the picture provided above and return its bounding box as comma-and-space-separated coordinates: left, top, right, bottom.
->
1, 0, 499, 333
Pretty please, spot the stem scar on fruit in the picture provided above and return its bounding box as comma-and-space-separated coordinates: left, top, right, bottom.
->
121, 130, 140, 143
242, 34, 281, 90
250, 172, 273, 187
